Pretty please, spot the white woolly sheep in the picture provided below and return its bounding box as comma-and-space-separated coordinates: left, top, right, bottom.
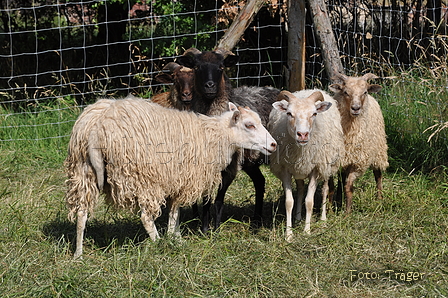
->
329, 73, 388, 213
269, 90, 344, 240
65, 98, 277, 258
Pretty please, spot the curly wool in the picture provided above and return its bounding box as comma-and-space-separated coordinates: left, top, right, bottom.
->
269, 89, 344, 181
335, 93, 389, 174
65, 98, 237, 222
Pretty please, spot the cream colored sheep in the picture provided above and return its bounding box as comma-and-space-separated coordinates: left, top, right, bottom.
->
329, 73, 389, 213
65, 98, 277, 258
269, 90, 344, 240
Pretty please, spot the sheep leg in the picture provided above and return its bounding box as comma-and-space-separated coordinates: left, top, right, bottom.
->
304, 172, 318, 234
373, 169, 383, 199
167, 202, 181, 237
294, 179, 305, 221
321, 179, 329, 221
140, 209, 159, 241
191, 203, 199, 220
281, 174, 294, 242
327, 176, 335, 208
214, 169, 235, 232
74, 209, 88, 259
344, 169, 357, 214
201, 196, 212, 234
243, 164, 265, 223
335, 169, 346, 211
204, 166, 237, 234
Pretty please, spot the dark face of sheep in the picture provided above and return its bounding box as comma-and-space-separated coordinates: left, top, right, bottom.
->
176, 48, 239, 101
155, 63, 195, 104
174, 67, 195, 103
273, 91, 332, 146
329, 73, 382, 117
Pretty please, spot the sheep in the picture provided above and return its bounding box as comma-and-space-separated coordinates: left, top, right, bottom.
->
329, 73, 388, 213
65, 97, 277, 258
268, 90, 344, 240
176, 47, 239, 116
151, 62, 194, 111
224, 86, 280, 220
177, 48, 282, 232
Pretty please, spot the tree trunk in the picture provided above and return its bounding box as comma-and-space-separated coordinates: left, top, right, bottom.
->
216, 0, 266, 51
308, 0, 345, 79
287, 0, 306, 91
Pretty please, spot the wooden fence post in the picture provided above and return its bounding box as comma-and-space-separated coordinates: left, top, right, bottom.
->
287, 0, 306, 91
308, 0, 345, 79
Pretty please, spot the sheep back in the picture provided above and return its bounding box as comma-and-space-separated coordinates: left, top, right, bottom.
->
66, 98, 232, 221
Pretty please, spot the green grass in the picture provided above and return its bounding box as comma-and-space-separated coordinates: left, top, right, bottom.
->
0, 77, 448, 297
0, 156, 447, 297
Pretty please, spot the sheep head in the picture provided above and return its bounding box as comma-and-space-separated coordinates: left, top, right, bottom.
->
273, 90, 332, 145
176, 48, 239, 100
155, 62, 195, 103
329, 73, 382, 117
228, 102, 277, 155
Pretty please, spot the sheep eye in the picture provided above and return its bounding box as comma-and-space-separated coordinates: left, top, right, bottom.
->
245, 123, 255, 130
286, 112, 293, 117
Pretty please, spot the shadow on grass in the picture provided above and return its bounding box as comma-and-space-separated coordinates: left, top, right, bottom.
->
42, 216, 149, 252
194, 186, 327, 234
41, 188, 328, 253
41, 207, 205, 253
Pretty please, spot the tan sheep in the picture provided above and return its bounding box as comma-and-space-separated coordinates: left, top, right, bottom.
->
65, 98, 276, 258
329, 73, 389, 213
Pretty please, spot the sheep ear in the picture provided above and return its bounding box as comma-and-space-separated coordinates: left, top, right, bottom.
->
315, 101, 332, 113
272, 100, 289, 112
368, 84, 382, 93
223, 54, 239, 67
231, 110, 241, 124
329, 83, 343, 94
228, 102, 238, 112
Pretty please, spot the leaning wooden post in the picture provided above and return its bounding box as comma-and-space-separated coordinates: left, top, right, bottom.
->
216, 0, 266, 51
308, 0, 345, 78
287, 0, 306, 91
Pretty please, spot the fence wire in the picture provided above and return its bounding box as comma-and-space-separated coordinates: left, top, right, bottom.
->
0, 0, 447, 144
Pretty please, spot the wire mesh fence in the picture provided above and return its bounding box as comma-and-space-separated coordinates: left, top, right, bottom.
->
0, 0, 447, 168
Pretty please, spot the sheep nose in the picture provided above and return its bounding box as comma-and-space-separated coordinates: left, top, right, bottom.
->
205, 81, 215, 89
182, 91, 191, 97
297, 131, 309, 141
271, 142, 277, 151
